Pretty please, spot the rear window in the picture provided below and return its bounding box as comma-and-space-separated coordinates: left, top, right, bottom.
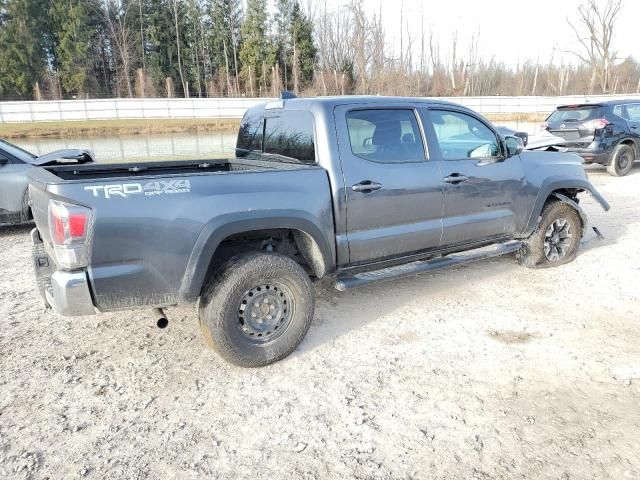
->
236, 109, 263, 159
548, 106, 603, 123
0, 139, 37, 162
263, 111, 315, 163
236, 109, 315, 163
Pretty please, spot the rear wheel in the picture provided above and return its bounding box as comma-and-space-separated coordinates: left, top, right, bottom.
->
199, 252, 314, 367
517, 200, 582, 268
606, 144, 634, 177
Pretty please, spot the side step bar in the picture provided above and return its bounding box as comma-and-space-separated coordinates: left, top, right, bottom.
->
335, 240, 523, 291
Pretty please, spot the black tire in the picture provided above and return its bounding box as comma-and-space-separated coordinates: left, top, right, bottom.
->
199, 252, 314, 367
606, 144, 634, 177
517, 200, 582, 269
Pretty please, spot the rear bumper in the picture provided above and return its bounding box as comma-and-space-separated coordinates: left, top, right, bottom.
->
563, 145, 611, 165
46, 271, 96, 316
31, 228, 96, 316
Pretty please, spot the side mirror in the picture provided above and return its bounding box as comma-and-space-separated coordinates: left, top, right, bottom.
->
505, 135, 524, 157
0, 157, 8, 167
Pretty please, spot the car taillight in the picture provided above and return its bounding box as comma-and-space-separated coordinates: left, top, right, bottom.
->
584, 118, 610, 129
48, 200, 93, 269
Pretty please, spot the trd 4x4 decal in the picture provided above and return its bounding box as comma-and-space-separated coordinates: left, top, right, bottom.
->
84, 180, 191, 199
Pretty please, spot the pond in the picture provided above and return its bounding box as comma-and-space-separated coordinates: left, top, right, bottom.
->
15, 130, 239, 163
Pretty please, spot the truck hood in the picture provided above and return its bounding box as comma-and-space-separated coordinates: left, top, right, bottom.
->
30, 149, 95, 166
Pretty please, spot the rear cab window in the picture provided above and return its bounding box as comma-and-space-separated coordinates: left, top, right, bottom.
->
236, 109, 264, 160
236, 108, 316, 164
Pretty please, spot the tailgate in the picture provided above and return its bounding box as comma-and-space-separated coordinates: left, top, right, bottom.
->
27, 168, 59, 245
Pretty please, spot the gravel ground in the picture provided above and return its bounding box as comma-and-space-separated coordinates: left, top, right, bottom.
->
1, 166, 639, 480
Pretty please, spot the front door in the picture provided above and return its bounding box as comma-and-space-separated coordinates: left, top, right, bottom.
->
334, 105, 444, 265
424, 108, 527, 247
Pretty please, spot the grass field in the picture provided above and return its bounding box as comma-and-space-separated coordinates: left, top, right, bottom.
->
0, 118, 241, 139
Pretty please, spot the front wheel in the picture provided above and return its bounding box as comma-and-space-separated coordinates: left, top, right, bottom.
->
199, 252, 315, 367
517, 200, 583, 268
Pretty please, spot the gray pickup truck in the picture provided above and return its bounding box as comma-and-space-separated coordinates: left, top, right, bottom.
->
28, 96, 609, 367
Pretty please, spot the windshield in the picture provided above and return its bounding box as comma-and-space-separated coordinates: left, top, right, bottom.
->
547, 106, 603, 123
0, 139, 37, 161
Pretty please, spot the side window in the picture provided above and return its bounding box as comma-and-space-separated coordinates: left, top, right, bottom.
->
613, 105, 629, 119
625, 104, 640, 121
346, 109, 426, 162
263, 111, 315, 163
236, 109, 263, 159
430, 110, 501, 161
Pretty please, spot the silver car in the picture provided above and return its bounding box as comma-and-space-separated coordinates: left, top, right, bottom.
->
0, 139, 94, 226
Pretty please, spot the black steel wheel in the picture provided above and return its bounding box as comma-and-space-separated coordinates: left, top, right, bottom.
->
199, 252, 314, 367
607, 144, 635, 177
237, 283, 294, 343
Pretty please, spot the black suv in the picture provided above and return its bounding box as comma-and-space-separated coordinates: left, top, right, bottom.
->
542, 100, 640, 176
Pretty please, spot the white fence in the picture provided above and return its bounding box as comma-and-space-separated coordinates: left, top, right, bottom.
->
2, 94, 640, 123
0, 97, 271, 123
447, 94, 640, 115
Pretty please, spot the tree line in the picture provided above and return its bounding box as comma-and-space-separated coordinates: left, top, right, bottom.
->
0, 0, 638, 101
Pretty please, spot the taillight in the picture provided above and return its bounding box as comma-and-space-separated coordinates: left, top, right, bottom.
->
48, 200, 93, 269
584, 118, 610, 130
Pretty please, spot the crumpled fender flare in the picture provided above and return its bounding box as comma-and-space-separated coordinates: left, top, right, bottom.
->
551, 192, 588, 232
523, 180, 609, 236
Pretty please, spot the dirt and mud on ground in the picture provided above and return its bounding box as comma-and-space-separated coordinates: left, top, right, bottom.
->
1, 166, 639, 479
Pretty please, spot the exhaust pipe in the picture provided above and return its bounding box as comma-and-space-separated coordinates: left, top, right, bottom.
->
153, 308, 169, 329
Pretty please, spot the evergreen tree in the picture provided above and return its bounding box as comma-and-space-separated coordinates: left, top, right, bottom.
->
288, 2, 315, 90
50, 0, 102, 96
239, 0, 273, 92
0, 0, 49, 98
208, 0, 241, 91
145, 0, 180, 94
273, 0, 292, 88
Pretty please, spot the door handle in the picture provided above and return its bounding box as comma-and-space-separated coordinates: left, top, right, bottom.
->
352, 180, 382, 193
444, 173, 469, 184
631, 125, 638, 130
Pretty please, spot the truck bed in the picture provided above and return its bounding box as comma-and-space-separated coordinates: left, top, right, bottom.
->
27, 157, 335, 311
35, 157, 315, 182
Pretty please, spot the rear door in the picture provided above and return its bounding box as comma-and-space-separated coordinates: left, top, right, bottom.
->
618, 103, 640, 150
423, 107, 527, 247
334, 104, 444, 264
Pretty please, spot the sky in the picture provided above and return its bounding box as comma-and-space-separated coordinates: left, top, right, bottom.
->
319, 0, 640, 66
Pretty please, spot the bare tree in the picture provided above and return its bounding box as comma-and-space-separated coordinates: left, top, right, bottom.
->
171, 0, 188, 97
567, 0, 623, 93
102, 1, 136, 98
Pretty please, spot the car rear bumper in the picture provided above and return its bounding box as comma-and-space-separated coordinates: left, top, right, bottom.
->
563, 146, 611, 165
31, 228, 96, 316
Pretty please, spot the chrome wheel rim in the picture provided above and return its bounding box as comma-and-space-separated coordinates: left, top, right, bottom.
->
543, 218, 573, 261
237, 283, 294, 343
